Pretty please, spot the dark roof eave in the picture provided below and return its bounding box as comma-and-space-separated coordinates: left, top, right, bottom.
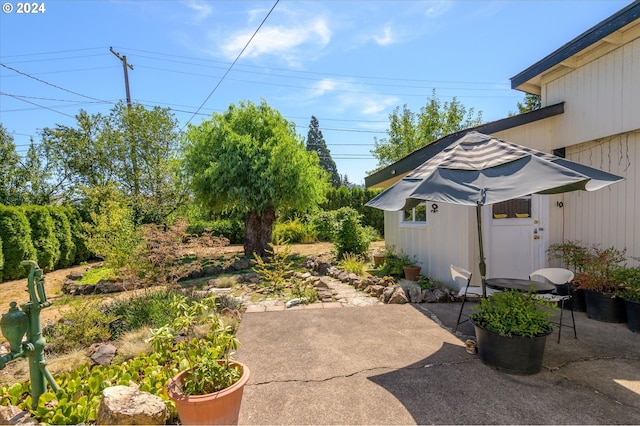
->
511, 1, 640, 91
364, 102, 565, 188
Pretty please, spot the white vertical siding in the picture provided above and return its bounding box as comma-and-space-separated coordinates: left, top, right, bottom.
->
562, 131, 639, 265
383, 204, 478, 290
546, 37, 640, 146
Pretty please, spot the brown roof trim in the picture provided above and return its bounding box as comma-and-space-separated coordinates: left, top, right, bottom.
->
511, 1, 640, 91
364, 102, 565, 188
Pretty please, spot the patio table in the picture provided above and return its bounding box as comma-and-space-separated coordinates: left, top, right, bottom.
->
485, 278, 554, 294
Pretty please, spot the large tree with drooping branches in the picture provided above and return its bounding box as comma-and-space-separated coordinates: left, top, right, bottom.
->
182, 100, 330, 256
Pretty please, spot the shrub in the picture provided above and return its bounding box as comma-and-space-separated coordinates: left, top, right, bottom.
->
470, 290, 555, 338
321, 186, 384, 236
21, 205, 60, 272
0, 205, 37, 281
333, 207, 370, 259
47, 207, 76, 269
378, 247, 416, 278
102, 290, 181, 338
43, 299, 119, 354
0, 238, 3, 282
253, 243, 293, 294
83, 196, 143, 272
339, 253, 366, 276
272, 218, 316, 244
309, 210, 338, 242
187, 219, 244, 244
63, 207, 91, 263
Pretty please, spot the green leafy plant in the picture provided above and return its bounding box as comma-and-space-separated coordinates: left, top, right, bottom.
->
547, 240, 590, 274
333, 207, 370, 259
614, 264, 640, 302
339, 253, 367, 276
289, 277, 318, 304
576, 245, 627, 293
252, 242, 293, 294
272, 218, 317, 244
470, 290, 556, 338
149, 294, 240, 396
378, 247, 417, 278
43, 299, 119, 354
0, 351, 179, 424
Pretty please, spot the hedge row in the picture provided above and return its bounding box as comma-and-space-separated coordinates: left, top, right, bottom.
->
320, 187, 384, 236
0, 205, 90, 282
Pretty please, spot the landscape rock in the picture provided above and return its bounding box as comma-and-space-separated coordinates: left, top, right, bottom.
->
380, 285, 396, 303
66, 271, 84, 281
90, 343, 117, 366
231, 258, 251, 271
95, 280, 126, 294
387, 287, 408, 304
406, 286, 423, 303
97, 385, 166, 425
365, 284, 385, 297
0, 405, 38, 425
423, 288, 453, 303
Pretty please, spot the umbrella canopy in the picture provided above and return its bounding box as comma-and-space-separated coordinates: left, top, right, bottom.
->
366, 131, 624, 296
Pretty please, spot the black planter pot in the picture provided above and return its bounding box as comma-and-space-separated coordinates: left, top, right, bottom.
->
555, 284, 586, 312
624, 299, 640, 333
583, 290, 627, 323
471, 320, 551, 375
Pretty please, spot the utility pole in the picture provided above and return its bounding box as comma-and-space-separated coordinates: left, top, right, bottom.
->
110, 47, 139, 198
110, 46, 134, 107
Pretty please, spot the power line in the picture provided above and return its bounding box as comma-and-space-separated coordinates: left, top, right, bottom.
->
182, 0, 280, 129
0, 92, 76, 118
0, 63, 111, 103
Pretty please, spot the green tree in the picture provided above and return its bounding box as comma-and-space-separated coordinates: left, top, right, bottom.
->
371, 90, 483, 168
182, 100, 330, 256
306, 116, 340, 188
0, 206, 37, 280
517, 93, 542, 114
18, 141, 54, 205
40, 102, 186, 223
0, 124, 24, 205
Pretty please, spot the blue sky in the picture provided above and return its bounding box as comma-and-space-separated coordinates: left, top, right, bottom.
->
0, 0, 633, 185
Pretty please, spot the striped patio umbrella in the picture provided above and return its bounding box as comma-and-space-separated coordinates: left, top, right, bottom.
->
366, 131, 624, 297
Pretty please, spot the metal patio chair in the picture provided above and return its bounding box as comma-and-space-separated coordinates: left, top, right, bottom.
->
529, 268, 577, 343
452, 264, 501, 333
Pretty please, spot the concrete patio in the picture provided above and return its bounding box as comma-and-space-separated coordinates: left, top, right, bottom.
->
236, 301, 640, 425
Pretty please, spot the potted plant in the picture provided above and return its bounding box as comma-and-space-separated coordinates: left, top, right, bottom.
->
372, 248, 385, 268
615, 265, 640, 332
150, 295, 250, 425
576, 245, 627, 323
470, 290, 555, 375
546, 241, 589, 311
378, 247, 420, 280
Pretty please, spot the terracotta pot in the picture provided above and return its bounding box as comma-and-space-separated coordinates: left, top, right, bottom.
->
403, 265, 421, 281
167, 361, 250, 425
373, 255, 384, 268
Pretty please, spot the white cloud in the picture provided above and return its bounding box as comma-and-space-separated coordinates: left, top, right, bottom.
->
182, 0, 213, 21
220, 17, 331, 66
372, 26, 395, 46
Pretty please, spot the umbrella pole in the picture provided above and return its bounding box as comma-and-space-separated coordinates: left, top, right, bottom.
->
476, 203, 487, 298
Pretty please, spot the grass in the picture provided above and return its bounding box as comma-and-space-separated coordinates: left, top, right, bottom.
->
78, 266, 117, 285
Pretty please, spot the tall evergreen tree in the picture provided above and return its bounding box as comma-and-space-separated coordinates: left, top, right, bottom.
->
306, 116, 340, 188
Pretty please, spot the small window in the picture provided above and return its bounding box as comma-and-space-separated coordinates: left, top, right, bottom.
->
401, 203, 427, 225
492, 196, 531, 219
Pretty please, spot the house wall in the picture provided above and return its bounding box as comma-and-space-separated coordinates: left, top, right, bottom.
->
384, 204, 478, 290
379, 26, 640, 282
497, 36, 640, 264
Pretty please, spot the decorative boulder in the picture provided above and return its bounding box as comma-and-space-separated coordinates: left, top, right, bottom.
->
97, 385, 166, 425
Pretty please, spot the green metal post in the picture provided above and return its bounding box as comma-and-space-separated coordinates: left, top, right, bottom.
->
0, 261, 59, 409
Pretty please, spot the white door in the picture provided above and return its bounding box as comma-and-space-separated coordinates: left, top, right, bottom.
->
485, 195, 548, 279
